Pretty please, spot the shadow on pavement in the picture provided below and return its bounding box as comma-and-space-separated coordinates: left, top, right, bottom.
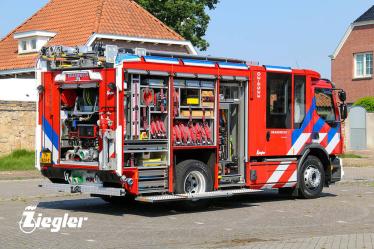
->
37, 190, 337, 218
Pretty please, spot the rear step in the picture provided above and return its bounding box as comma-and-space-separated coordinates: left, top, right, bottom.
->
135, 188, 263, 203
40, 183, 263, 202
39, 183, 126, 196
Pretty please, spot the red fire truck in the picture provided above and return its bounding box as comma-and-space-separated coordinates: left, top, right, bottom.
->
37, 45, 347, 204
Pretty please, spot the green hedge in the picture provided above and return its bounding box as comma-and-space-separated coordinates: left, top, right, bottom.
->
353, 96, 374, 112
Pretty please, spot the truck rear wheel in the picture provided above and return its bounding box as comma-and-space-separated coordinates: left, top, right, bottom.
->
174, 160, 213, 208
175, 160, 213, 194
299, 155, 325, 199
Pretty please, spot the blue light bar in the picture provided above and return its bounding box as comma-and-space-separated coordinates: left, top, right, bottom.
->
264, 65, 292, 73
182, 59, 216, 67
115, 54, 141, 64
218, 62, 248, 70
144, 56, 180, 65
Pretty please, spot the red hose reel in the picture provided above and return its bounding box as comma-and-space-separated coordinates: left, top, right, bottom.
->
173, 121, 212, 146
150, 119, 166, 139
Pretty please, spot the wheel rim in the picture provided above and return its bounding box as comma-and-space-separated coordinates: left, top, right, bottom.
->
184, 171, 206, 194
304, 165, 321, 190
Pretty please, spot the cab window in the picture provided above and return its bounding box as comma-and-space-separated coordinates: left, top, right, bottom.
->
266, 73, 292, 129
294, 75, 306, 128
315, 88, 336, 122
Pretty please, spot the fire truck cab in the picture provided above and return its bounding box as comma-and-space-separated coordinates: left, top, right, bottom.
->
37, 46, 347, 203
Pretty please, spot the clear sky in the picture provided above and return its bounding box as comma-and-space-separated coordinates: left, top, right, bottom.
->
0, 1, 48, 37
203, 0, 373, 78
0, 0, 373, 78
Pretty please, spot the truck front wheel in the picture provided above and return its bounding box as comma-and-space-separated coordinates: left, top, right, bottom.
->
299, 155, 325, 199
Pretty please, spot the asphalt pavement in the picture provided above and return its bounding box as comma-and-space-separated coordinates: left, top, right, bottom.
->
0, 167, 373, 249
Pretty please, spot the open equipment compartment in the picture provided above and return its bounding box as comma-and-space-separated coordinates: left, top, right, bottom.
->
218, 80, 247, 186
124, 73, 170, 193
172, 78, 216, 147
59, 80, 100, 166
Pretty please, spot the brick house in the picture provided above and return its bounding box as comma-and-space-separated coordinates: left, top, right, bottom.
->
331, 5, 374, 104
0, 0, 196, 155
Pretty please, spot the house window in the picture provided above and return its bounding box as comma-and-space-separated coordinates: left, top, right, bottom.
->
354, 52, 373, 78
14, 30, 56, 54
31, 39, 37, 50
21, 40, 27, 51
18, 39, 41, 53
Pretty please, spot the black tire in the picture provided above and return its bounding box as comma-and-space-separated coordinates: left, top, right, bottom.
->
174, 160, 213, 209
298, 155, 325, 199
174, 159, 213, 194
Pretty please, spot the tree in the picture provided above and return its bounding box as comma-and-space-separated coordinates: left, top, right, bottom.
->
137, 0, 219, 51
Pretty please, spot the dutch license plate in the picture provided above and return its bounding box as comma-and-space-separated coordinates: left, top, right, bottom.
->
40, 152, 52, 164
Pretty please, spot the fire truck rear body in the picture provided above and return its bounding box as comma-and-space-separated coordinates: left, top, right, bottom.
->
37, 46, 346, 202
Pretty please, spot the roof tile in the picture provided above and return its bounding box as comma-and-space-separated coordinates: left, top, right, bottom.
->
354, 5, 374, 23
0, 0, 184, 71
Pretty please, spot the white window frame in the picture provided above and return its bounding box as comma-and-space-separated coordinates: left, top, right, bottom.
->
31, 39, 37, 50
21, 40, 27, 51
354, 52, 373, 79
14, 31, 56, 55
18, 39, 39, 54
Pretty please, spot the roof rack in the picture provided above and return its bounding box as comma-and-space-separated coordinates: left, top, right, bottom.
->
39, 44, 106, 70
145, 50, 250, 64
40, 44, 259, 70
115, 45, 259, 66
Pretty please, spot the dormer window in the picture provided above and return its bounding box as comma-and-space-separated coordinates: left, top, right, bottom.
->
21, 41, 27, 51
31, 39, 37, 50
14, 30, 56, 54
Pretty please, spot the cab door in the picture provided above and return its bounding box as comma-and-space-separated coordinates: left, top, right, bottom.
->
264, 71, 293, 156
313, 87, 342, 154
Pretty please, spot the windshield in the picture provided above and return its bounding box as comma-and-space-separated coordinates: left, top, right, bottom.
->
314, 88, 336, 123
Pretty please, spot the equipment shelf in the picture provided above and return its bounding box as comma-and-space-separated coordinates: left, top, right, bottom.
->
140, 85, 167, 89
124, 149, 168, 153
179, 106, 214, 109
173, 145, 217, 150
174, 117, 215, 120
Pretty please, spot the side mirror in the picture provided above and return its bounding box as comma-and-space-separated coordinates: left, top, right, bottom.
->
338, 90, 346, 102
340, 104, 348, 120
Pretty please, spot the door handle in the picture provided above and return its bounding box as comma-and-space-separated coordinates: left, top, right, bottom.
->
266, 131, 270, 141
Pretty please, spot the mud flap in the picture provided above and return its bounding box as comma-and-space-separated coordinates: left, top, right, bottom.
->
331, 157, 343, 183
